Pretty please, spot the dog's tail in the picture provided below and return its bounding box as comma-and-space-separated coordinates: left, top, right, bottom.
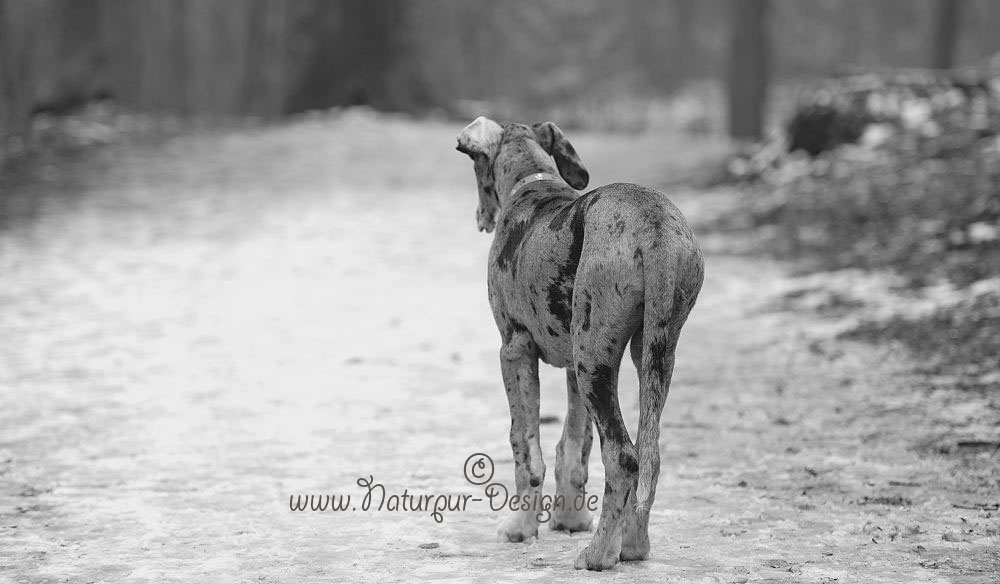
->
633, 246, 700, 512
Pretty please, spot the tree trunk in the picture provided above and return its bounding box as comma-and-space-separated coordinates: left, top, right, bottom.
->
727, 0, 769, 140
0, 0, 36, 154
284, 0, 431, 114
931, 0, 960, 69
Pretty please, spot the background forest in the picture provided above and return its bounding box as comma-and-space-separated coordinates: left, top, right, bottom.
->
2, 0, 1000, 142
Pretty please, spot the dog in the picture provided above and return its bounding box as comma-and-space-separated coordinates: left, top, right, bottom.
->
456, 116, 704, 571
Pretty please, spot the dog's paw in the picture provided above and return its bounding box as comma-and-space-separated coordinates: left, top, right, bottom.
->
620, 513, 650, 560
574, 543, 621, 571
550, 508, 593, 533
619, 540, 650, 562
497, 514, 538, 543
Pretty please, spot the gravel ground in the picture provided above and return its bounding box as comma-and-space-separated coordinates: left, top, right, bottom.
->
1, 112, 997, 583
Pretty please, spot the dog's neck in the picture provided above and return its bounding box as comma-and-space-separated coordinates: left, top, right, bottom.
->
505, 172, 563, 201
496, 161, 563, 207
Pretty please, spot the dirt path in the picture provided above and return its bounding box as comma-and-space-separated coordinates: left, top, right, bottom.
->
1, 112, 997, 583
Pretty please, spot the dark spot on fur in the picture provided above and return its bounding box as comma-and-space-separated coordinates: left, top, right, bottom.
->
643, 288, 684, 382
648, 334, 670, 384
576, 361, 588, 374
530, 476, 541, 487
496, 219, 530, 278
619, 450, 638, 474
585, 365, 628, 444
587, 365, 617, 415
633, 247, 643, 262
548, 204, 574, 231
546, 284, 572, 331
610, 218, 627, 238
580, 294, 592, 332
568, 202, 589, 258
546, 325, 558, 337
545, 194, 593, 331
533, 194, 569, 215
547, 191, 599, 232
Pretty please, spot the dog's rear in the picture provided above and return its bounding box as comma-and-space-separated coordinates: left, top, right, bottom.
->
627, 187, 704, 556
565, 183, 704, 566
575, 183, 704, 504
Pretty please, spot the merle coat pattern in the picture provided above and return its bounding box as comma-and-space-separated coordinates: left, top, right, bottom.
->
456, 117, 704, 571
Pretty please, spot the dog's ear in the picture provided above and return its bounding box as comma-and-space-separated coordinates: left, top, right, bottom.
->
457, 117, 502, 233
471, 153, 499, 233
456, 116, 504, 158
532, 121, 589, 190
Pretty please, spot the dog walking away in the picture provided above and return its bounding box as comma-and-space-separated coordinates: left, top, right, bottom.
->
456, 117, 705, 571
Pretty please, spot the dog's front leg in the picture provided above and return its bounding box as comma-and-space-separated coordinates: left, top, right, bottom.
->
497, 331, 545, 543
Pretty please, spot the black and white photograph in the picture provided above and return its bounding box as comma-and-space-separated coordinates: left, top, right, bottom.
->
1, 1, 998, 582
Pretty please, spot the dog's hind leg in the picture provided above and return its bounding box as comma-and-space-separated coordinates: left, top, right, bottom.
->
622, 251, 703, 561
497, 328, 546, 542
620, 325, 673, 561
572, 356, 635, 571
570, 278, 643, 570
551, 369, 594, 532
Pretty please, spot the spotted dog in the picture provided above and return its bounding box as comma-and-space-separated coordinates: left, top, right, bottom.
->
456, 117, 705, 571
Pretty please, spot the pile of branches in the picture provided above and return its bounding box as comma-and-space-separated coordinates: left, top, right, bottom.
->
727, 66, 1000, 287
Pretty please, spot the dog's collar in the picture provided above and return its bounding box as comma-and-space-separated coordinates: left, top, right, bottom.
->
508, 172, 563, 199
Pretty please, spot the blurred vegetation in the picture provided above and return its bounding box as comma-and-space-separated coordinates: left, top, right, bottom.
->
719, 68, 1000, 381
726, 69, 1000, 286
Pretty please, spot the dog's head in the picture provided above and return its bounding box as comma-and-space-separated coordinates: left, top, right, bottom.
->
456, 116, 589, 232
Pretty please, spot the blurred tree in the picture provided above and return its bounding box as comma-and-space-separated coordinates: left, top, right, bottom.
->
285, 0, 432, 114
626, 0, 699, 92
30, 0, 106, 114
101, 0, 291, 116
727, 0, 769, 140
931, 0, 960, 69
0, 0, 36, 152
